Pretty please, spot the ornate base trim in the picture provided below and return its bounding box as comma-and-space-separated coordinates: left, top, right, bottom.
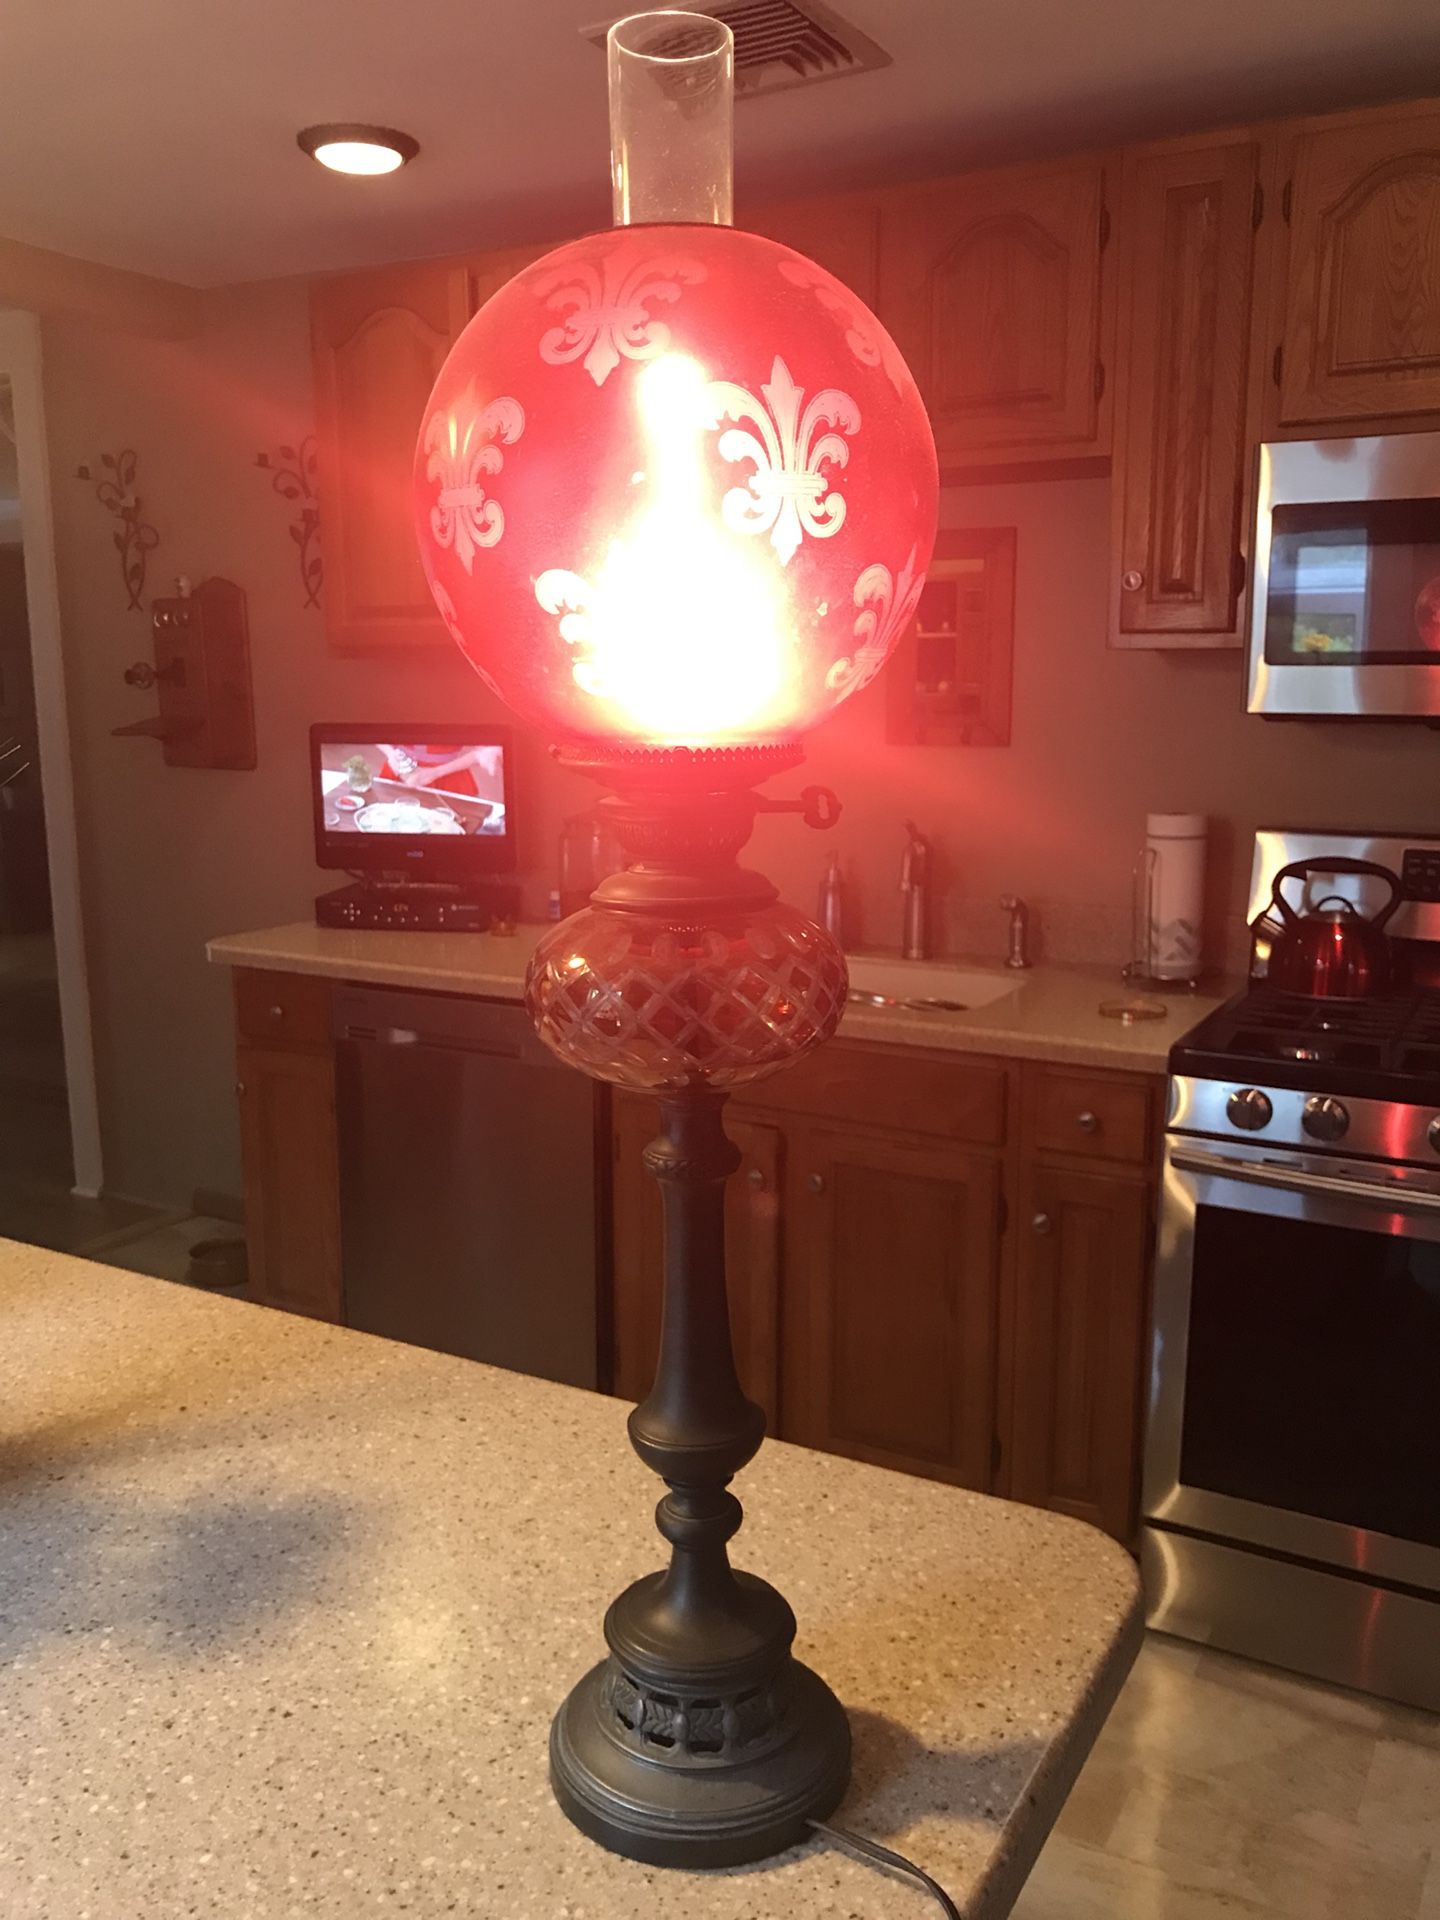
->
550, 1655, 850, 1868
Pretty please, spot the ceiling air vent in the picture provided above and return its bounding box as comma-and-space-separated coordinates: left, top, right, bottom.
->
586, 2, 891, 99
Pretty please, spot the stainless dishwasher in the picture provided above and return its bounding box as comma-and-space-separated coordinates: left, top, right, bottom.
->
333, 985, 599, 1388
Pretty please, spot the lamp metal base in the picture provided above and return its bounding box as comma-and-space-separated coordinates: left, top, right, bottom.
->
537, 755, 852, 1869
550, 1647, 850, 1868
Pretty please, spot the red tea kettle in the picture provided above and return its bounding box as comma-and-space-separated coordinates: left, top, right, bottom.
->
1265, 857, 1402, 998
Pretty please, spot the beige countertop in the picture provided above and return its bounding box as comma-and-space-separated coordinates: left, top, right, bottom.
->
209, 921, 1235, 1073
0, 1245, 1140, 1918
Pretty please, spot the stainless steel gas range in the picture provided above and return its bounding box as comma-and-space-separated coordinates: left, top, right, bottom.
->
1144, 830, 1440, 1712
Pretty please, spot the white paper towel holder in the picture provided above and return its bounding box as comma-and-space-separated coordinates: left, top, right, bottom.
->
1121, 813, 1207, 992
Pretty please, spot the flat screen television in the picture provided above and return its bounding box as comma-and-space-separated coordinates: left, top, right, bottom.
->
310, 723, 515, 881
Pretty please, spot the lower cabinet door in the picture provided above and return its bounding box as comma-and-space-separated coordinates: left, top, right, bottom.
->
610, 1093, 782, 1426
1007, 1160, 1152, 1541
236, 1043, 343, 1321
782, 1124, 1002, 1487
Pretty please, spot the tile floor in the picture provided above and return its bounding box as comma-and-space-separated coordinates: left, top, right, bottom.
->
94, 1210, 247, 1290
1015, 1635, 1440, 1920
0, 937, 247, 1290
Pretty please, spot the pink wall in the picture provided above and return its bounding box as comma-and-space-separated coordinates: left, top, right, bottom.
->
40, 279, 1440, 1209
43, 280, 588, 1207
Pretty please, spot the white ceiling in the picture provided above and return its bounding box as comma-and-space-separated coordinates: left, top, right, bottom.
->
3, 0, 1439, 288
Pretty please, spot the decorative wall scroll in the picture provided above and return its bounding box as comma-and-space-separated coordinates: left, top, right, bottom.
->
255, 436, 322, 609
76, 451, 159, 611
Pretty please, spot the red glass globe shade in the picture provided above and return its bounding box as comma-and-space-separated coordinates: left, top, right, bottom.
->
413, 222, 938, 749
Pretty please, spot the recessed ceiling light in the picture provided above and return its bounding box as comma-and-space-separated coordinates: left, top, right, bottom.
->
297, 123, 419, 176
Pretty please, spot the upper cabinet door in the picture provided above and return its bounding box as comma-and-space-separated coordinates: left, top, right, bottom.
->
744, 193, 880, 304
311, 262, 470, 652
1113, 138, 1259, 642
467, 240, 548, 313
1274, 105, 1440, 427
877, 157, 1112, 467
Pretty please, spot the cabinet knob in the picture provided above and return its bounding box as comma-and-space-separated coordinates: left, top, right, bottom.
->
267, 1004, 285, 1023
1031, 1211, 1053, 1234
807, 1173, 827, 1195
235, 1080, 246, 1097
1075, 1110, 1099, 1134
1121, 569, 1145, 593
747, 1167, 765, 1190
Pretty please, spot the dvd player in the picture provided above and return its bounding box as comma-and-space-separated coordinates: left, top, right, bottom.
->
315, 879, 520, 933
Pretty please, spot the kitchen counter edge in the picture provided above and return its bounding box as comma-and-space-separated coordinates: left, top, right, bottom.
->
207, 922, 1235, 1074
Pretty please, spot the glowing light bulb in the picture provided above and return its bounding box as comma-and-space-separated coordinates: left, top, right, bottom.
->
548, 355, 789, 741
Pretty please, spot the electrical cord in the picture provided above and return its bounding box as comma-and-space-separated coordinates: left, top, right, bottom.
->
807, 1818, 962, 1919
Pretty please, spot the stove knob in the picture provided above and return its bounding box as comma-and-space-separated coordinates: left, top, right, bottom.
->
1429, 1117, 1440, 1156
1302, 1095, 1350, 1143
1226, 1087, 1273, 1131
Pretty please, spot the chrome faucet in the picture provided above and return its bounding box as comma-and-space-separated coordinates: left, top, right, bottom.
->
900, 821, 931, 960
1000, 893, 1031, 969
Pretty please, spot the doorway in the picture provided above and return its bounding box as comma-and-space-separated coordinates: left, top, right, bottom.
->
0, 484, 71, 1226
0, 312, 109, 1247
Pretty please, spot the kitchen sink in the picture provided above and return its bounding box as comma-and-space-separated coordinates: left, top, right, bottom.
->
843, 954, 1022, 1013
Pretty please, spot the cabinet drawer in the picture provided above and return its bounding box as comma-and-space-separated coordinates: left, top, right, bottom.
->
1027, 1065, 1156, 1165
234, 969, 333, 1049
738, 1041, 1007, 1148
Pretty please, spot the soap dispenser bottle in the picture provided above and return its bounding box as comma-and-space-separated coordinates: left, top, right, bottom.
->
819, 850, 845, 947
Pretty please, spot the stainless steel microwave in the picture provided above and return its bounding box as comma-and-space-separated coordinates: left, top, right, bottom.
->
1248, 432, 1440, 718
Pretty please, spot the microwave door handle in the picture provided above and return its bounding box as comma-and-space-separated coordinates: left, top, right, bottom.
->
1170, 1144, 1440, 1214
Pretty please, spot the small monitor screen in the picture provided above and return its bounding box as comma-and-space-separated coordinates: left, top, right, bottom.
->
311, 725, 514, 875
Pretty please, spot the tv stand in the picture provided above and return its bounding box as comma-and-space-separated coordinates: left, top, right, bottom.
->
315, 875, 521, 933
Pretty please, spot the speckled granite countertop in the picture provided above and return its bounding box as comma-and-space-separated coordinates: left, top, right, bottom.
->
208, 921, 1233, 1073
0, 1246, 1141, 1918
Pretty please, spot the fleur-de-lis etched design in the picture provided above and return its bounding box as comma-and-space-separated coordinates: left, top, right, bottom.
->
777, 257, 909, 398
704, 356, 860, 565
534, 569, 604, 695
423, 390, 524, 572
536, 246, 706, 387
826, 546, 926, 699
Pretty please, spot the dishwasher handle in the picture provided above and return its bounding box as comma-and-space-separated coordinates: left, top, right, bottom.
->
332, 987, 552, 1067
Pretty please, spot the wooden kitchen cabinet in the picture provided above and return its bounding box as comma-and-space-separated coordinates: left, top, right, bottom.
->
1267, 101, 1440, 430
1005, 1160, 1152, 1542
1112, 137, 1260, 645
1001, 1060, 1158, 1541
611, 1092, 784, 1424
780, 1120, 1002, 1488
233, 970, 342, 1321
606, 1045, 1160, 1539
311, 260, 471, 652
744, 192, 879, 302
877, 156, 1113, 469
466, 240, 548, 312
233, 971, 343, 1323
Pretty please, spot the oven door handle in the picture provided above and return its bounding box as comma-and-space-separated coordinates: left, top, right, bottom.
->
1169, 1144, 1440, 1213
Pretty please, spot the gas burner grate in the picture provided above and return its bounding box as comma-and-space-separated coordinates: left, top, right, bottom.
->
1178, 984, 1440, 1094
1242, 993, 1403, 1034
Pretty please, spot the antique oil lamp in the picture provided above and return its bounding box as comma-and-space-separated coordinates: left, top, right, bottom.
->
413, 9, 937, 1867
